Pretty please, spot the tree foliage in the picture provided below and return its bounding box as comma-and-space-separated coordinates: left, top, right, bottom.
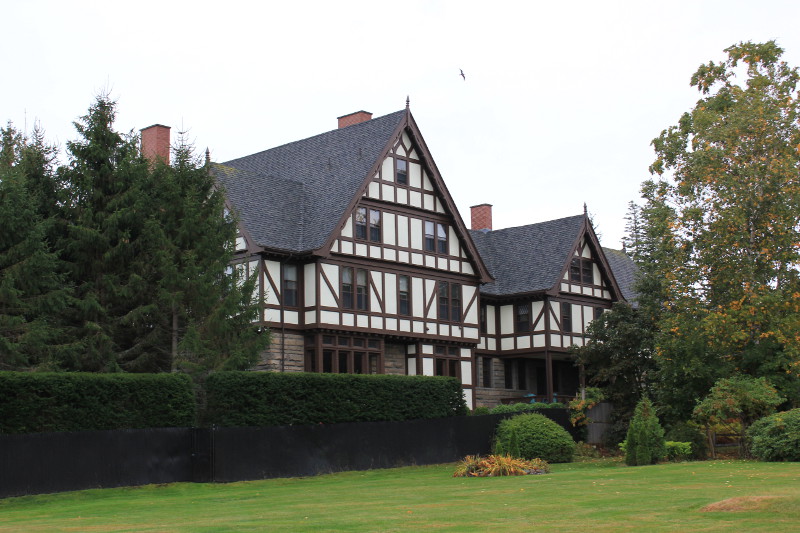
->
625, 396, 666, 466
0, 96, 268, 373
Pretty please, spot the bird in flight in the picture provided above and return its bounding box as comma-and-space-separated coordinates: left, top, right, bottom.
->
460, 69, 466, 80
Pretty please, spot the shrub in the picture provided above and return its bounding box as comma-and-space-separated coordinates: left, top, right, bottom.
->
495, 413, 575, 463
0, 372, 195, 434
205, 372, 467, 427
489, 402, 561, 415
625, 397, 665, 466
472, 406, 490, 416
664, 441, 693, 461
665, 421, 708, 460
452, 454, 550, 477
747, 408, 800, 462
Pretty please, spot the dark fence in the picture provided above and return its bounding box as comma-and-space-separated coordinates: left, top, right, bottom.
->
1, 411, 572, 498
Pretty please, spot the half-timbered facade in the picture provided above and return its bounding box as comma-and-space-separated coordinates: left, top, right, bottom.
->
212, 108, 492, 408
469, 208, 636, 407
196, 107, 636, 409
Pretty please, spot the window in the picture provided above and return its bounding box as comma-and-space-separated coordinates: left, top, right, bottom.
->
480, 305, 487, 334
305, 335, 382, 374
517, 360, 528, 390
437, 223, 448, 254
398, 275, 410, 315
355, 208, 367, 239
438, 281, 461, 322
396, 158, 408, 185
481, 357, 492, 387
594, 307, 604, 321
355, 207, 381, 242
424, 220, 449, 254
561, 303, 572, 333
369, 209, 381, 242
570, 257, 594, 284
515, 303, 531, 332
282, 264, 298, 306
356, 269, 369, 311
342, 267, 354, 309
434, 345, 460, 377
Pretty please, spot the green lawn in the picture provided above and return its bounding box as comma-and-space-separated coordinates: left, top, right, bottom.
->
2, 459, 799, 532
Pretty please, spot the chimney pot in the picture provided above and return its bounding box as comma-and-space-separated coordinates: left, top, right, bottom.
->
337, 111, 372, 129
141, 124, 171, 164
470, 204, 493, 231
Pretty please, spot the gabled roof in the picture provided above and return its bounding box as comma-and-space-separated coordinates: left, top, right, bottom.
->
469, 215, 586, 297
602, 247, 638, 304
213, 110, 406, 253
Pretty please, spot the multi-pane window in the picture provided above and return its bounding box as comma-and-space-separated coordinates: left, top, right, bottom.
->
570, 257, 593, 284
480, 305, 487, 334
594, 307, 604, 321
398, 275, 410, 316
515, 303, 531, 332
369, 209, 381, 241
396, 158, 408, 185
561, 303, 573, 333
341, 267, 354, 309
434, 345, 460, 377
355, 207, 380, 242
305, 335, 382, 374
424, 221, 448, 254
342, 267, 369, 311
438, 281, 461, 322
356, 269, 369, 311
282, 264, 298, 306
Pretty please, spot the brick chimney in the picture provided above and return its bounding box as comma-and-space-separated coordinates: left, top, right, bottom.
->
337, 111, 372, 129
140, 124, 171, 164
470, 204, 493, 231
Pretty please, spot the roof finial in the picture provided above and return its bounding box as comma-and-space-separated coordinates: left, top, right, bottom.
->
583, 202, 588, 216
406, 96, 410, 109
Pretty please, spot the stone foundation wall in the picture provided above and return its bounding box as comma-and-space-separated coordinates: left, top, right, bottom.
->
384, 342, 408, 375
253, 331, 305, 373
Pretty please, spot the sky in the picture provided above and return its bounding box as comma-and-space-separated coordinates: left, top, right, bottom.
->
4, 0, 800, 249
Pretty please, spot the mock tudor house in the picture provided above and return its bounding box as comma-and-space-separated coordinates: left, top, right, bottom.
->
142, 107, 635, 409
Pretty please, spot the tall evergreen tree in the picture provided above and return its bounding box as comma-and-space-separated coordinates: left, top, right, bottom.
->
0, 125, 70, 369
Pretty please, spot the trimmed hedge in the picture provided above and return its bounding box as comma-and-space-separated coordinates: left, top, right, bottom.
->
489, 402, 563, 414
0, 372, 195, 434
494, 413, 576, 463
748, 408, 800, 462
205, 372, 467, 426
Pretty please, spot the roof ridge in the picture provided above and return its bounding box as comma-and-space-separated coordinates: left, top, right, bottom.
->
477, 213, 584, 235
222, 109, 405, 166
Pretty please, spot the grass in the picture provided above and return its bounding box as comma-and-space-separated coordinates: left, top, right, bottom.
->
1, 458, 799, 532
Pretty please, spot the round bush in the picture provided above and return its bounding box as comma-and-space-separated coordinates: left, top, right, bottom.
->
747, 408, 800, 462
495, 413, 575, 463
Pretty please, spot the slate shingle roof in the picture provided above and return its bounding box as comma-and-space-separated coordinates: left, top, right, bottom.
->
213, 110, 406, 253
602, 247, 638, 304
469, 215, 586, 296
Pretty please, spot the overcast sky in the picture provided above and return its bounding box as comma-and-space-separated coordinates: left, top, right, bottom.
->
4, 1, 800, 248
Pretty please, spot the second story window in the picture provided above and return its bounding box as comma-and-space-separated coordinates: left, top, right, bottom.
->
480, 305, 487, 334
342, 267, 354, 309
356, 269, 369, 311
516, 303, 531, 332
438, 281, 461, 322
355, 208, 367, 239
283, 264, 298, 307
561, 303, 572, 333
398, 275, 410, 315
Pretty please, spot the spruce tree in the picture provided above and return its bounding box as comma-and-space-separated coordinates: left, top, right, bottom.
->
0, 125, 70, 369
625, 396, 666, 466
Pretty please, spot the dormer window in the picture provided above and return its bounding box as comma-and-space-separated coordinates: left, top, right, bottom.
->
396, 158, 408, 185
